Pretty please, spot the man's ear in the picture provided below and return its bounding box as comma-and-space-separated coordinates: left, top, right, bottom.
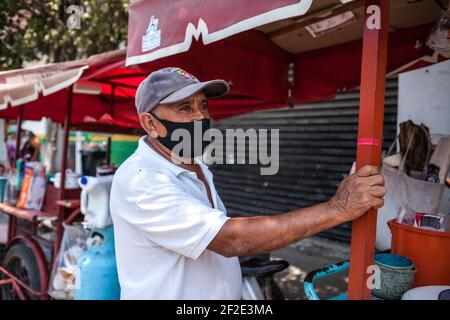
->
139, 113, 159, 139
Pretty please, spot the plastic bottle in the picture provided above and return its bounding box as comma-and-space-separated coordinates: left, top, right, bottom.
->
78, 175, 114, 230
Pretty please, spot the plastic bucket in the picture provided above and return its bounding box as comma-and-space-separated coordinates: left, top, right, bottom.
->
389, 219, 450, 287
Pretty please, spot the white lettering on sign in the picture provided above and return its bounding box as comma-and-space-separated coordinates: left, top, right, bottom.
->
366, 5, 381, 30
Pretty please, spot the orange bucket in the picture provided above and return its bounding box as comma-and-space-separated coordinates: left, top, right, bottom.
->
388, 219, 450, 287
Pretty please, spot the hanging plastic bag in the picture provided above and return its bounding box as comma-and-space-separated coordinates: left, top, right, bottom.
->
396, 203, 416, 227
48, 223, 89, 300
427, 1, 450, 54
376, 126, 445, 251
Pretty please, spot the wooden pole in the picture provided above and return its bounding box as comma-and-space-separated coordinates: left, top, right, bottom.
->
54, 85, 73, 256
348, 0, 389, 300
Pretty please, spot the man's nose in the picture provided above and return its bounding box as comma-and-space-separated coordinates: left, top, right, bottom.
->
193, 103, 209, 120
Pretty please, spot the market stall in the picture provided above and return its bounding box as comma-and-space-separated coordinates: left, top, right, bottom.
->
124, 0, 450, 300
0, 0, 448, 300
0, 51, 148, 299
0, 34, 303, 298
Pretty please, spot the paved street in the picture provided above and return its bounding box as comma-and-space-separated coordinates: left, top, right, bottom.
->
272, 237, 350, 300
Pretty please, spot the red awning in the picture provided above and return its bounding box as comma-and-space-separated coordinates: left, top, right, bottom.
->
1, 1, 448, 125
0, 50, 146, 127
133, 30, 292, 119
126, 0, 313, 66
125, 0, 314, 118
0, 41, 290, 123
126, 0, 449, 115
293, 23, 445, 103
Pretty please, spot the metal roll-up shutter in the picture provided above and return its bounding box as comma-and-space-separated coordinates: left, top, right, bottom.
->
209, 77, 398, 243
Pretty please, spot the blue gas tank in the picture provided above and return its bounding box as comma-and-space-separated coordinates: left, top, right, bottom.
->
74, 225, 120, 300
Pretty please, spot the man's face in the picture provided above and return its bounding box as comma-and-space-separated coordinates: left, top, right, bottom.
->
140, 92, 209, 138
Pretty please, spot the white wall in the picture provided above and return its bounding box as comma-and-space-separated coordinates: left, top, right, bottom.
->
398, 60, 450, 136
22, 119, 47, 135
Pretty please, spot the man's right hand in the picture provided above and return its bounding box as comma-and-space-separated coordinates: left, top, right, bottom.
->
328, 165, 386, 223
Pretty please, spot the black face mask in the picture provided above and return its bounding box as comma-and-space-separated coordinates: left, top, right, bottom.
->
150, 112, 211, 159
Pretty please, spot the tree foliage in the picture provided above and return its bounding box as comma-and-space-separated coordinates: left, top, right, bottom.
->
0, 0, 128, 69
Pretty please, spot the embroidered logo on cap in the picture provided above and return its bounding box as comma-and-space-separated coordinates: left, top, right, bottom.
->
174, 69, 197, 81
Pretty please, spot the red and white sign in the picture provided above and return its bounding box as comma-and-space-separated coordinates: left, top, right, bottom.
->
126, 0, 313, 66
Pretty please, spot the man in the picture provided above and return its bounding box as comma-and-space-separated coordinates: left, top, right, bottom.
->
6, 126, 40, 167
110, 67, 386, 300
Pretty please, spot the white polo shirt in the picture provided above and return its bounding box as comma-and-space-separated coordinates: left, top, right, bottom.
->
110, 137, 242, 300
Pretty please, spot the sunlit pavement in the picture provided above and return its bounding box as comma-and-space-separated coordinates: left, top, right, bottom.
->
272, 237, 350, 300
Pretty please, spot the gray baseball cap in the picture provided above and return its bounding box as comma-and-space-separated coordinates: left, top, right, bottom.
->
135, 67, 230, 115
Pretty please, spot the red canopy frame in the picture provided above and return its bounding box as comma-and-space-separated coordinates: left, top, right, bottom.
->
349, 0, 389, 300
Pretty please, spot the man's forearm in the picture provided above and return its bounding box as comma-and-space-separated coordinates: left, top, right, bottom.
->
209, 165, 385, 258
210, 201, 344, 257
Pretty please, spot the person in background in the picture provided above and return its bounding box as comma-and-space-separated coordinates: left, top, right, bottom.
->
19, 130, 40, 162
5, 125, 17, 169
6, 125, 40, 166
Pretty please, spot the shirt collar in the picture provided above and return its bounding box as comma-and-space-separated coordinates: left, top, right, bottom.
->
135, 136, 209, 177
